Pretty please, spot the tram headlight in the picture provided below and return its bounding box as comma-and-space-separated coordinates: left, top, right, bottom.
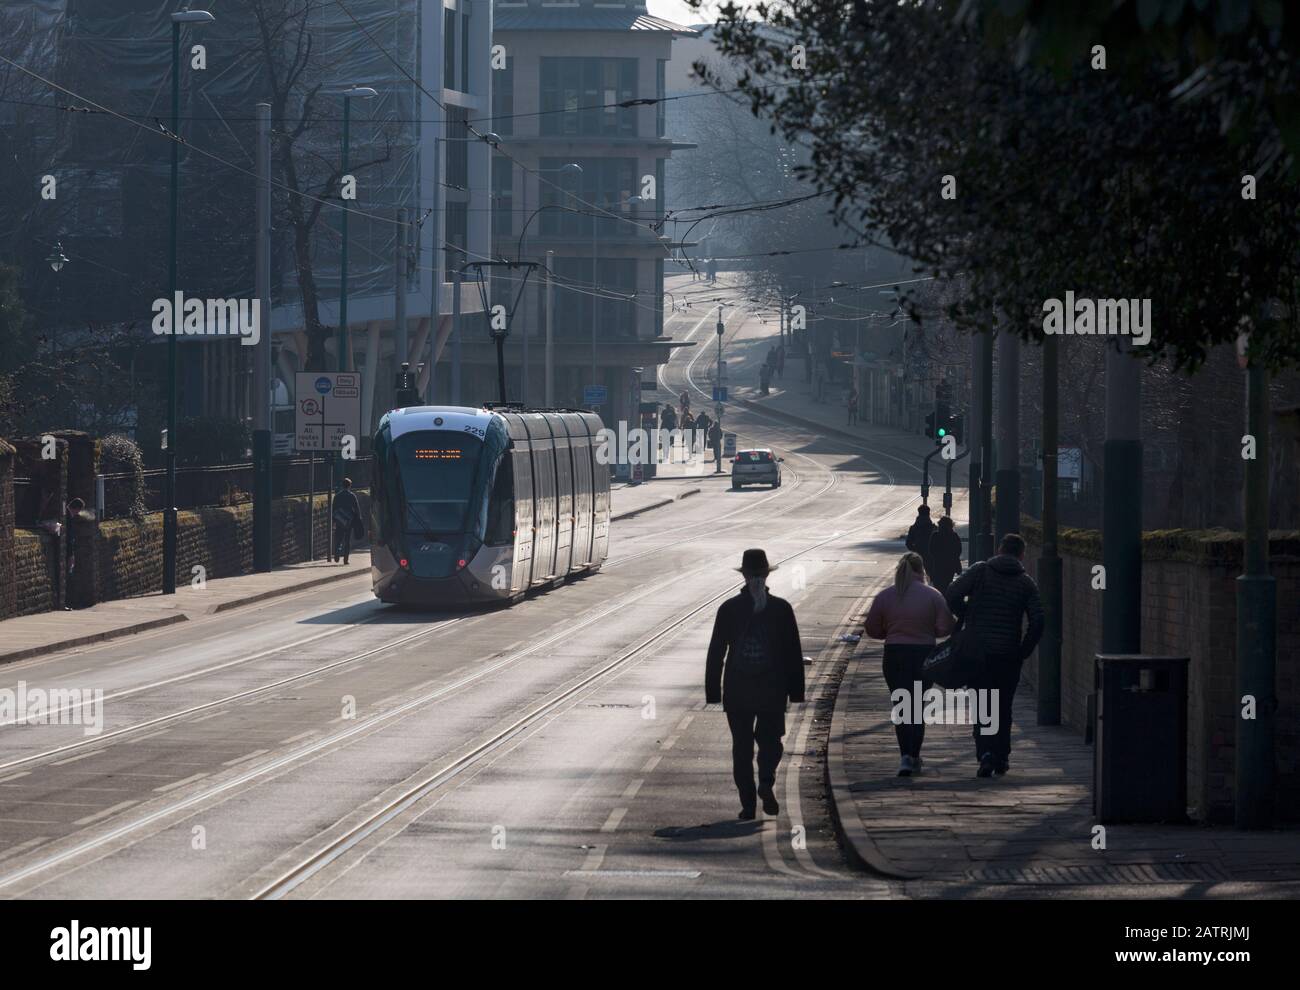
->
399, 557, 409, 568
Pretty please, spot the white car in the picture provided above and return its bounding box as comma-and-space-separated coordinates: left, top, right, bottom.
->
731, 448, 782, 489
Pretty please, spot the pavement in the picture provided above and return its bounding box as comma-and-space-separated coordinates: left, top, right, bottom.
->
830, 639, 1300, 892
0, 482, 701, 666
0, 554, 373, 666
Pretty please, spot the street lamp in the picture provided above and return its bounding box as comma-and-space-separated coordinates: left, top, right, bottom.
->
336, 85, 377, 376
163, 6, 215, 596
46, 241, 68, 359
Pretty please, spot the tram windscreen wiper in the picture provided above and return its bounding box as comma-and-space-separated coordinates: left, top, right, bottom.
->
404, 500, 441, 538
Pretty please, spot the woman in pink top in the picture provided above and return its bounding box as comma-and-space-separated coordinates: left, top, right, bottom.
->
863, 552, 955, 776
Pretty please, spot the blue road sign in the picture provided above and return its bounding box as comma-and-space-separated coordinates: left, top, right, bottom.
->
314, 376, 333, 395
713, 386, 728, 403
583, 385, 608, 405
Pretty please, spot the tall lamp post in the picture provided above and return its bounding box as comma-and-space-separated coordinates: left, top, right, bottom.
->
333, 85, 376, 501
163, 7, 214, 596
46, 241, 69, 359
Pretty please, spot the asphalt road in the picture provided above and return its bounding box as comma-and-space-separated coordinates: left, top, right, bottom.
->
0, 279, 933, 899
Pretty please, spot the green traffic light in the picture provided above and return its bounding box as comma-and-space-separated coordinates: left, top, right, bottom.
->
937, 427, 946, 437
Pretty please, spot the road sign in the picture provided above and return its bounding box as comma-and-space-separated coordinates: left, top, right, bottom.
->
272, 434, 293, 456
294, 372, 362, 452
583, 385, 608, 406
712, 386, 728, 403
723, 432, 737, 457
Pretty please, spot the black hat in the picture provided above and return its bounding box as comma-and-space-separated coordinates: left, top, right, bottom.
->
736, 548, 777, 575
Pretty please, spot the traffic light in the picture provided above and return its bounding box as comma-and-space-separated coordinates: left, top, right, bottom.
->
945, 413, 964, 445
925, 411, 937, 439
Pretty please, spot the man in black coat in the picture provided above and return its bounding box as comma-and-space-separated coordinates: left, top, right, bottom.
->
926, 514, 964, 593
332, 477, 361, 565
905, 504, 936, 577
945, 532, 1044, 777
706, 549, 806, 819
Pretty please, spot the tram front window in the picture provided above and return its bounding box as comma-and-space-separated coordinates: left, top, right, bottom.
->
393, 433, 484, 535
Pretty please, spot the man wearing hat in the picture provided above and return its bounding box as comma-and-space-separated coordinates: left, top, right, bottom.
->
705, 549, 806, 819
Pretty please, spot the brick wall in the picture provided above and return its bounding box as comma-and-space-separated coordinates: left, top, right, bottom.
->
1022, 521, 1300, 823
10, 491, 369, 615
13, 529, 58, 617
0, 440, 14, 619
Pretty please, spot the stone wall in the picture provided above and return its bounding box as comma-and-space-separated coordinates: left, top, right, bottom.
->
1021, 520, 1300, 823
9, 491, 369, 616
0, 440, 14, 618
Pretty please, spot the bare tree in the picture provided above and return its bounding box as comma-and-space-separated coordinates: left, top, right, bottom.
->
239, 0, 393, 370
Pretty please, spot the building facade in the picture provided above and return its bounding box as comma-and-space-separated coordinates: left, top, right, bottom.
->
483, 0, 697, 424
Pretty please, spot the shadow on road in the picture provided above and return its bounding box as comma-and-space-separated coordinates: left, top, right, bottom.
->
653, 820, 765, 841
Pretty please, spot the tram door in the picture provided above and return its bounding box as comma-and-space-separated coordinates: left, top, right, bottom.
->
547, 414, 575, 578
524, 415, 558, 583
566, 413, 595, 567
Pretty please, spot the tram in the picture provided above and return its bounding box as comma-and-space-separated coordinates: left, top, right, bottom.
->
370, 405, 610, 606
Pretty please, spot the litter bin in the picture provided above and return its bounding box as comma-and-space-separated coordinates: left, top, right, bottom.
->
1094, 655, 1190, 824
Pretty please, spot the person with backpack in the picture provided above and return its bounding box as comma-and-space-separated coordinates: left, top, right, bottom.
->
706, 549, 806, 819
332, 477, 361, 565
945, 532, 1044, 777
863, 552, 955, 776
926, 515, 964, 593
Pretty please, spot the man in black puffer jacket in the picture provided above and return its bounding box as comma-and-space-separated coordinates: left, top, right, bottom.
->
706, 549, 806, 820
946, 532, 1044, 777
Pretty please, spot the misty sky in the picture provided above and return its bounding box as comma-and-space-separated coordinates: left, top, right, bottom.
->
647, 0, 718, 26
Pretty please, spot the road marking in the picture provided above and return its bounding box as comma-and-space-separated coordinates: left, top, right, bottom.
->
660, 735, 679, 751
51, 750, 101, 766
222, 749, 269, 766
74, 800, 138, 826
676, 714, 694, 731
279, 731, 315, 745
154, 772, 209, 793
641, 755, 661, 774
126, 729, 172, 744
0, 837, 47, 862
600, 807, 627, 833
621, 779, 643, 801
0, 771, 32, 784
563, 870, 701, 879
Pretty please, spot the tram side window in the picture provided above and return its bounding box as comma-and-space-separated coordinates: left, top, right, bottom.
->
485, 454, 515, 545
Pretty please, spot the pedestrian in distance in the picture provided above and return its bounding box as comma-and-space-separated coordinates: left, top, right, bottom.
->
661, 403, 677, 433
945, 532, 1044, 778
776, 344, 786, 380
847, 384, 859, 425
709, 420, 724, 473
863, 552, 955, 776
332, 477, 361, 565
927, 515, 963, 594
706, 549, 806, 819
64, 497, 87, 610
694, 411, 711, 455
905, 504, 936, 578
759, 363, 772, 396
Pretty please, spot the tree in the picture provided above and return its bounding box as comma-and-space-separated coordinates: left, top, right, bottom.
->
237, 0, 395, 371
695, 0, 1300, 372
